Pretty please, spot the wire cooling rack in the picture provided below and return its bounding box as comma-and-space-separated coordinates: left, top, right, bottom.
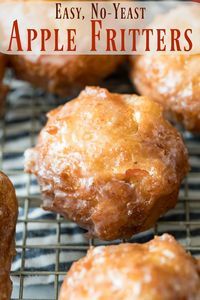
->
0, 69, 200, 300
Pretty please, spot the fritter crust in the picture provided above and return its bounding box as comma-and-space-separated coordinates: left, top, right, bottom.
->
131, 54, 200, 132
25, 86, 188, 240
0, 172, 18, 300
9, 55, 125, 96
130, 4, 200, 132
0, 54, 5, 80
59, 234, 200, 300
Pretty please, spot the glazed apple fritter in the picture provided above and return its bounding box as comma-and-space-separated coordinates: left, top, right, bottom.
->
0, 172, 18, 300
25, 87, 188, 240
9, 55, 125, 97
59, 234, 200, 300
131, 6, 200, 132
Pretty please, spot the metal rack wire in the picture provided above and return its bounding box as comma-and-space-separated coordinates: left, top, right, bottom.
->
0, 71, 200, 300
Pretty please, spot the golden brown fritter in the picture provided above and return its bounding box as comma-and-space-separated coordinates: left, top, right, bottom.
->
0, 54, 8, 108
25, 86, 188, 241
59, 234, 200, 300
131, 54, 200, 132
0, 172, 18, 300
0, 54, 5, 80
130, 5, 200, 132
9, 55, 125, 97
